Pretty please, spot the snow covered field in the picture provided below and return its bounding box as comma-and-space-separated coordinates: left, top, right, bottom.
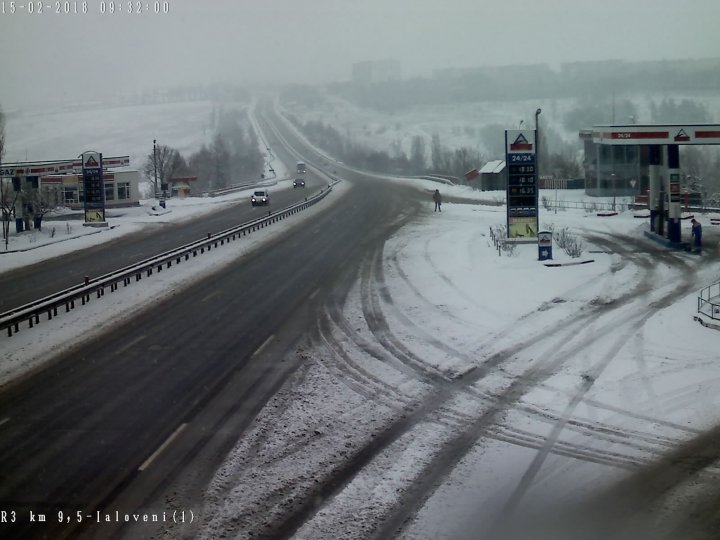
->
3, 100, 220, 168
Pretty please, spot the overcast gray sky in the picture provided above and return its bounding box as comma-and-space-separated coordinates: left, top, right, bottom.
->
1, 0, 719, 108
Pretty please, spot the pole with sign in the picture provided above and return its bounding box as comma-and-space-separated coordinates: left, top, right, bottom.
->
81, 151, 106, 225
505, 129, 538, 241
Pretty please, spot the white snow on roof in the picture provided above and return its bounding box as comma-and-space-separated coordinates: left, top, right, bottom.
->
479, 159, 506, 174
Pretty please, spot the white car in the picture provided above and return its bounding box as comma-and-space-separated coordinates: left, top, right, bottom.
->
251, 190, 270, 206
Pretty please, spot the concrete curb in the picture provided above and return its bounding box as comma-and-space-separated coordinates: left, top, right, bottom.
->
543, 259, 595, 267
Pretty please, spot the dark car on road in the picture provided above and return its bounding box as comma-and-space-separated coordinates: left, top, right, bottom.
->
293, 178, 306, 188
251, 190, 270, 206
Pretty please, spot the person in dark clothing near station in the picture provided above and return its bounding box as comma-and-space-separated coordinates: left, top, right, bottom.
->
691, 218, 702, 253
433, 189, 442, 212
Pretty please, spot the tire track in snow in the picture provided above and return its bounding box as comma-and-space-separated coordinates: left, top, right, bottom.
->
267, 226, 706, 540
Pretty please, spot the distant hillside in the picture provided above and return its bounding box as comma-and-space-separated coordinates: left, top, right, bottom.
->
322, 58, 720, 111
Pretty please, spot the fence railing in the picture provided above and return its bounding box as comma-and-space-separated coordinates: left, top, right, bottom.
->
1, 183, 337, 337
698, 281, 720, 321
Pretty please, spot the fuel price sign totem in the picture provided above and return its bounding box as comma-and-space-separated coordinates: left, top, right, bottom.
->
81, 151, 106, 223
505, 130, 538, 239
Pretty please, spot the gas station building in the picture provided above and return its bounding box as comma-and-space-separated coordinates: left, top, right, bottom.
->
1, 155, 140, 231
581, 124, 720, 242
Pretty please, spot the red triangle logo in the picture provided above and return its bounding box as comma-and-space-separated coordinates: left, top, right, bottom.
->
85, 155, 99, 167
510, 134, 533, 151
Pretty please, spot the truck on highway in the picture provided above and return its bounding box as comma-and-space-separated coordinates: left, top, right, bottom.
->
296, 161, 306, 175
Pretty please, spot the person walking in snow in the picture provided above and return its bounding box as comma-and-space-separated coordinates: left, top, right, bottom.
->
433, 189, 442, 212
691, 218, 702, 253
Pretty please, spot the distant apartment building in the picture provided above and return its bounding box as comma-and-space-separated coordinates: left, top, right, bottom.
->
352, 60, 401, 84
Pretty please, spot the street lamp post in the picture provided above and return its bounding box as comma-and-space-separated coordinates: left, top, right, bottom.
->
153, 139, 158, 199
535, 107, 542, 171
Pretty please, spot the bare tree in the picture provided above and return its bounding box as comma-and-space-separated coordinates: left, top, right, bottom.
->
143, 144, 182, 197
0, 179, 19, 251
211, 133, 230, 188
430, 134, 452, 173
188, 145, 214, 192
0, 105, 17, 250
26, 185, 55, 231
409, 135, 427, 174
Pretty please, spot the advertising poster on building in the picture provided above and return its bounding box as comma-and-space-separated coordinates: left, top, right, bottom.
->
505, 130, 538, 240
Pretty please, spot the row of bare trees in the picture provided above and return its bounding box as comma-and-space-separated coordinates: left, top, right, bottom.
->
142, 108, 264, 196
292, 116, 581, 183
0, 104, 17, 250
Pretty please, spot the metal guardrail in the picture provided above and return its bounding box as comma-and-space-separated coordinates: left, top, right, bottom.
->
204, 178, 278, 198
698, 281, 720, 321
1, 183, 337, 337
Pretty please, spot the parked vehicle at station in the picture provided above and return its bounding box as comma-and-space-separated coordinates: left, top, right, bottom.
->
251, 190, 270, 206
293, 178, 305, 188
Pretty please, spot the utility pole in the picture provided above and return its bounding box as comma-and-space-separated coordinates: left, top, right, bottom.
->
153, 139, 158, 198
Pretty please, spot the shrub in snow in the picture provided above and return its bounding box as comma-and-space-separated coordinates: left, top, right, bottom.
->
488, 224, 517, 256
541, 195, 552, 211
553, 226, 584, 258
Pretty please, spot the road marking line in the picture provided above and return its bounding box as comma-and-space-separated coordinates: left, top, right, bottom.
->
0, 418, 10, 427
252, 335, 274, 358
309, 288, 320, 300
114, 335, 146, 356
138, 423, 187, 472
